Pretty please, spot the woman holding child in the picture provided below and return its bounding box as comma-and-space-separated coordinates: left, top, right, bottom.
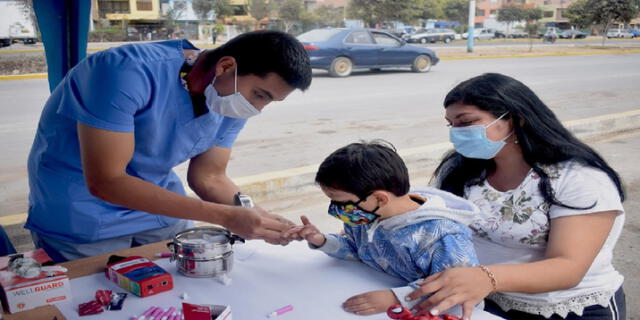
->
407, 73, 626, 320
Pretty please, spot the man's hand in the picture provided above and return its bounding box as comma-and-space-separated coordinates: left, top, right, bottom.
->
343, 290, 400, 315
257, 207, 300, 245
222, 206, 295, 245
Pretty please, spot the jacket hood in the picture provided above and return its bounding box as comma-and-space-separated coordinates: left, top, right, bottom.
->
368, 187, 478, 238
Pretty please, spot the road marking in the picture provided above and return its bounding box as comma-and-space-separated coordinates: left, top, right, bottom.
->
0, 73, 47, 80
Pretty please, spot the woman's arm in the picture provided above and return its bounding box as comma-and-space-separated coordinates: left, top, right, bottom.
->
405, 211, 618, 319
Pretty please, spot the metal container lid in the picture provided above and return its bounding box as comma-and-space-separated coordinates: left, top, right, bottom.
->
175, 227, 231, 247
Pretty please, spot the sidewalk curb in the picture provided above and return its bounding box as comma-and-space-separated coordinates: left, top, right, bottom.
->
0, 73, 47, 80
2, 109, 640, 251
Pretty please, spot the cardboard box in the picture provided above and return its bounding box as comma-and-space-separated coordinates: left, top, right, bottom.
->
105, 256, 173, 297
183, 302, 232, 320
0, 249, 71, 314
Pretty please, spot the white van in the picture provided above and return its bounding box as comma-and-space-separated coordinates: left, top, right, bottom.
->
462, 28, 495, 40
0, 0, 37, 47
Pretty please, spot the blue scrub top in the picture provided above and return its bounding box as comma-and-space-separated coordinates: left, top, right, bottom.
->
26, 40, 247, 243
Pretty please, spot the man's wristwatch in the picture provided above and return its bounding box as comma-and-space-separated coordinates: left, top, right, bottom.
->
233, 192, 254, 208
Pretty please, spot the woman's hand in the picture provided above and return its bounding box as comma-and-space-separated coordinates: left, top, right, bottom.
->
405, 266, 494, 320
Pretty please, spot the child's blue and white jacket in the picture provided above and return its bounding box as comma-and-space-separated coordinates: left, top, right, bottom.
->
313, 187, 480, 308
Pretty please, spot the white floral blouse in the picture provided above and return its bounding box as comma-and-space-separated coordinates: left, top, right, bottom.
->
463, 161, 625, 318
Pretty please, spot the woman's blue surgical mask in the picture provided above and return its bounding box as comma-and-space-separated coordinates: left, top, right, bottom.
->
204, 66, 260, 119
327, 196, 380, 227
449, 112, 512, 159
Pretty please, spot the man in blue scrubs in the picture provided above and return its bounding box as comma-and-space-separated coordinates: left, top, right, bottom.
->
26, 31, 312, 262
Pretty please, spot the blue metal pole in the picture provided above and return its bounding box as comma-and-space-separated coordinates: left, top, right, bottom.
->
33, 0, 91, 92
467, 0, 476, 53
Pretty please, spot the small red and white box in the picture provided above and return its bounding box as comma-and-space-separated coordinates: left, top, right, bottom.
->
0, 249, 71, 313
183, 302, 232, 320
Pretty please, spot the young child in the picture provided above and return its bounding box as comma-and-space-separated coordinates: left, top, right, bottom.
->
285, 141, 480, 315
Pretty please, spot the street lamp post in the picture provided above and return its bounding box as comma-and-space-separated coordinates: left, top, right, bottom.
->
467, 0, 476, 53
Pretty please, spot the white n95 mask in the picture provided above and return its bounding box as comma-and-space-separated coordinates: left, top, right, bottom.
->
204, 66, 260, 119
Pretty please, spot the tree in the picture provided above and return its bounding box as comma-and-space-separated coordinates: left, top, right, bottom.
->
497, 5, 524, 34
315, 5, 345, 28
566, 0, 638, 46
443, 0, 469, 25
564, 0, 591, 29
347, 0, 424, 28
248, 0, 271, 22
523, 7, 543, 52
193, 0, 233, 21
421, 0, 446, 20
278, 0, 303, 33
163, 1, 186, 37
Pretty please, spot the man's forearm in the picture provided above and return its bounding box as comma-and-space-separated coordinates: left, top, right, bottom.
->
190, 174, 241, 205
88, 174, 235, 225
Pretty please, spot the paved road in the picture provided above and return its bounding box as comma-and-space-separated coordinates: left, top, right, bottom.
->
1, 54, 639, 215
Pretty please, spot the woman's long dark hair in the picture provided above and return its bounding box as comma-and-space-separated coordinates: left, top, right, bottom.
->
433, 73, 625, 209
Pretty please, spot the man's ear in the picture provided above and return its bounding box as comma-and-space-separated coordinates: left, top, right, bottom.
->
214, 56, 237, 77
371, 190, 390, 207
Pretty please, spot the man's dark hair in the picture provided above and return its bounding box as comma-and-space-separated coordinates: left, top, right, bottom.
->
315, 140, 410, 199
204, 30, 312, 90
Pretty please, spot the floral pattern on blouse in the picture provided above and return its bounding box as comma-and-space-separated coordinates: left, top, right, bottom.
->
467, 163, 565, 249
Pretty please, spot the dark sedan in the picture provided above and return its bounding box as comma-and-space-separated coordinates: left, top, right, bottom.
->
297, 28, 439, 77
559, 30, 589, 39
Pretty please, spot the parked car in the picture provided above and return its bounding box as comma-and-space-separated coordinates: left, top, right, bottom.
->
559, 29, 589, 39
298, 28, 439, 77
406, 28, 456, 44
629, 29, 640, 37
462, 28, 495, 40
607, 28, 634, 38
504, 30, 529, 38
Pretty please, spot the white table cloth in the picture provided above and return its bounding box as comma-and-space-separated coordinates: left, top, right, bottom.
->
56, 240, 503, 320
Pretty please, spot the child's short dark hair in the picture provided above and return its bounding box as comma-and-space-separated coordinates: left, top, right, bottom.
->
315, 140, 410, 199
204, 30, 312, 91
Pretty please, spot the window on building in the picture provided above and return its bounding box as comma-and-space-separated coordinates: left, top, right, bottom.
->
477, 9, 485, 16
490, 9, 497, 15
544, 11, 554, 18
136, 0, 152, 11
544, 0, 551, 4
557, 8, 565, 19
98, 0, 130, 17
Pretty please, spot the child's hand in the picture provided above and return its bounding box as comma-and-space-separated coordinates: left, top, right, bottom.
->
299, 215, 326, 247
289, 215, 325, 247
343, 289, 400, 315
281, 216, 325, 246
